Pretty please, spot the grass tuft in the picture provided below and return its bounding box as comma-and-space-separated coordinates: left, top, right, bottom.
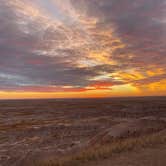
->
36, 131, 166, 166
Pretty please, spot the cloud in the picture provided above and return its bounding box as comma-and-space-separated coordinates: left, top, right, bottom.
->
71, 0, 166, 84
0, 0, 165, 94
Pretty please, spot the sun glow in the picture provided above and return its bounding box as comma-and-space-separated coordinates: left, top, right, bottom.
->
0, 0, 165, 99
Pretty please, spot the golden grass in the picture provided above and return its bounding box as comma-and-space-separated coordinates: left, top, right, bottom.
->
36, 130, 166, 166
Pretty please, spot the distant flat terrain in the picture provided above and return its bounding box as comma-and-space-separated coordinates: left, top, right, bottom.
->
0, 96, 166, 166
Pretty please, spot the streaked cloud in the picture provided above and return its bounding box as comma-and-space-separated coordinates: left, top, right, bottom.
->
0, 0, 165, 97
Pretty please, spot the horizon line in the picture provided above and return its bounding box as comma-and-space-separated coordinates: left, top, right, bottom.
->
0, 95, 166, 101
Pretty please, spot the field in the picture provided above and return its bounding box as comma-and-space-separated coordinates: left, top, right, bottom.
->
0, 97, 166, 166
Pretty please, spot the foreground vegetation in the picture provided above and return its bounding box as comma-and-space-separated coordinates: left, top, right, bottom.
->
36, 130, 166, 166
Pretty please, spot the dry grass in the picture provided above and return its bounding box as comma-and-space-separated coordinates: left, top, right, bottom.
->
35, 131, 166, 166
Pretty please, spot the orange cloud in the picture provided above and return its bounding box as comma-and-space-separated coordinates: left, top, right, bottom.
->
89, 82, 113, 90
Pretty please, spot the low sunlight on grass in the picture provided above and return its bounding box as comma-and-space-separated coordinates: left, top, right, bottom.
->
35, 130, 166, 166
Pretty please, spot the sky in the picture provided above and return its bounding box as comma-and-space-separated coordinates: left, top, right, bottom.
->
0, 0, 166, 99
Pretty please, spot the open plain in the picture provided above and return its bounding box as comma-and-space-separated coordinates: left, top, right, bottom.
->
0, 96, 166, 166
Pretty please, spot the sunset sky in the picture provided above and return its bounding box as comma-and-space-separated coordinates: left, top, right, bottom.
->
0, 0, 166, 99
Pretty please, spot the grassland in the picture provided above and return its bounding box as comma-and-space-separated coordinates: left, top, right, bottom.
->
36, 130, 166, 166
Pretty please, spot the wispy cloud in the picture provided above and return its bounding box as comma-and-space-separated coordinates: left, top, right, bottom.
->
0, 0, 165, 96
